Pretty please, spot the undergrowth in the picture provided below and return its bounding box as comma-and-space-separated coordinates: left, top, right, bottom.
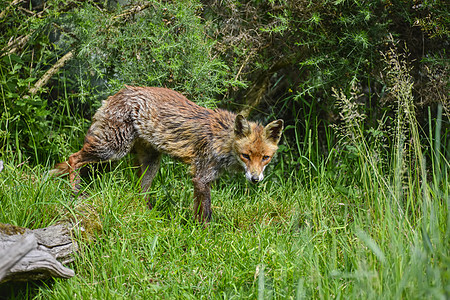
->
0, 47, 448, 299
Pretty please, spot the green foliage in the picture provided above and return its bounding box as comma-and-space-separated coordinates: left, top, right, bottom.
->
0, 35, 74, 163
0, 1, 85, 161
0, 2, 449, 297
0, 84, 448, 297
292, 0, 385, 95
63, 1, 233, 102
204, 0, 448, 156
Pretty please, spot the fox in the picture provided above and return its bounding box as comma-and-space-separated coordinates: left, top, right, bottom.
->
50, 86, 283, 222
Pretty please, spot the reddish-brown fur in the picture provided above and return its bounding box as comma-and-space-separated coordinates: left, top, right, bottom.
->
50, 86, 283, 222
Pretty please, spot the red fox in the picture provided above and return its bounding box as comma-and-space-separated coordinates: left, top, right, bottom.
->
51, 86, 283, 222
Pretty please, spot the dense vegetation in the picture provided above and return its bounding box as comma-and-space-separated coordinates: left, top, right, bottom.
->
0, 0, 448, 298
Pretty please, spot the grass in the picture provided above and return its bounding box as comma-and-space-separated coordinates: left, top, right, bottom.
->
0, 138, 448, 299
0, 47, 448, 299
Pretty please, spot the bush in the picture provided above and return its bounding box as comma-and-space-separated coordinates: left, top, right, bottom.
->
202, 0, 449, 157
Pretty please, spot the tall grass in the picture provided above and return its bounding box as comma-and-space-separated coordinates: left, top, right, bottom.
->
0, 49, 448, 299
328, 44, 449, 299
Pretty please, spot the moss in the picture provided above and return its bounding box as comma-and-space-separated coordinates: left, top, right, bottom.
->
0, 223, 26, 235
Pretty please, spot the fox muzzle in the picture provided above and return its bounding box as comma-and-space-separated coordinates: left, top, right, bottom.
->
246, 171, 264, 184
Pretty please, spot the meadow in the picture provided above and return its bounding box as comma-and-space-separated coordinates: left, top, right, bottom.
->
0, 1, 448, 298
1, 95, 448, 299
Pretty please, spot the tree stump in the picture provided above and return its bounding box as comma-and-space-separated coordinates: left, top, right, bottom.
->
0, 223, 77, 283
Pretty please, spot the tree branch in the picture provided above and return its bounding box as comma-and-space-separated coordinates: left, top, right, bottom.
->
28, 51, 74, 95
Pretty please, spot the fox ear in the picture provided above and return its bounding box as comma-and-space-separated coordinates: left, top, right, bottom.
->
234, 114, 251, 137
264, 119, 284, 145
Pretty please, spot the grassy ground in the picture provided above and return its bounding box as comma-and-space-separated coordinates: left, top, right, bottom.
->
0, 141, 448, 299
1, 55, 448, 298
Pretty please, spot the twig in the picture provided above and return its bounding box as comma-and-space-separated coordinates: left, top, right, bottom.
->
234, 50, 254, 82
0, 0, 26, 20
28, 51, 74, 95
112, 2, 154, 23
1, 34, 31, 58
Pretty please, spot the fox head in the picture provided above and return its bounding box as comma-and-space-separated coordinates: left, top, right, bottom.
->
233, 114, 284, 183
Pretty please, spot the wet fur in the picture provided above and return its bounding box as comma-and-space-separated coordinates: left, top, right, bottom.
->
51, 86, 283, 222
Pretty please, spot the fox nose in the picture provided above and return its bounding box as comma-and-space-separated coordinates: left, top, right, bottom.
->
251, 175, 260, 183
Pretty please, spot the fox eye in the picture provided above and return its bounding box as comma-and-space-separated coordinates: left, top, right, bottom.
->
262, 155, 270, 161
241, 153, 250, 160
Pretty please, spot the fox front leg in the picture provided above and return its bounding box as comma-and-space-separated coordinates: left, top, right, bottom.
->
192, 177, 212, 223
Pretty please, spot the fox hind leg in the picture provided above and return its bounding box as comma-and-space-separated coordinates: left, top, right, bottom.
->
134, 140, 162, 209
66, 123, 136, 194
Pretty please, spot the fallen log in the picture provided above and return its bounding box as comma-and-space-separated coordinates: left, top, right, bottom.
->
0, 223, 77, 283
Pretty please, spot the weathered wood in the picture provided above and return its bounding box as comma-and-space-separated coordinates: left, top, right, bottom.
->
0, 235, 37, 281
0, 223, 77, 283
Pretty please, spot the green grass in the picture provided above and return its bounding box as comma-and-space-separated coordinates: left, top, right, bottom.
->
0, 145, 448, 299
0, 47, 448, 298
